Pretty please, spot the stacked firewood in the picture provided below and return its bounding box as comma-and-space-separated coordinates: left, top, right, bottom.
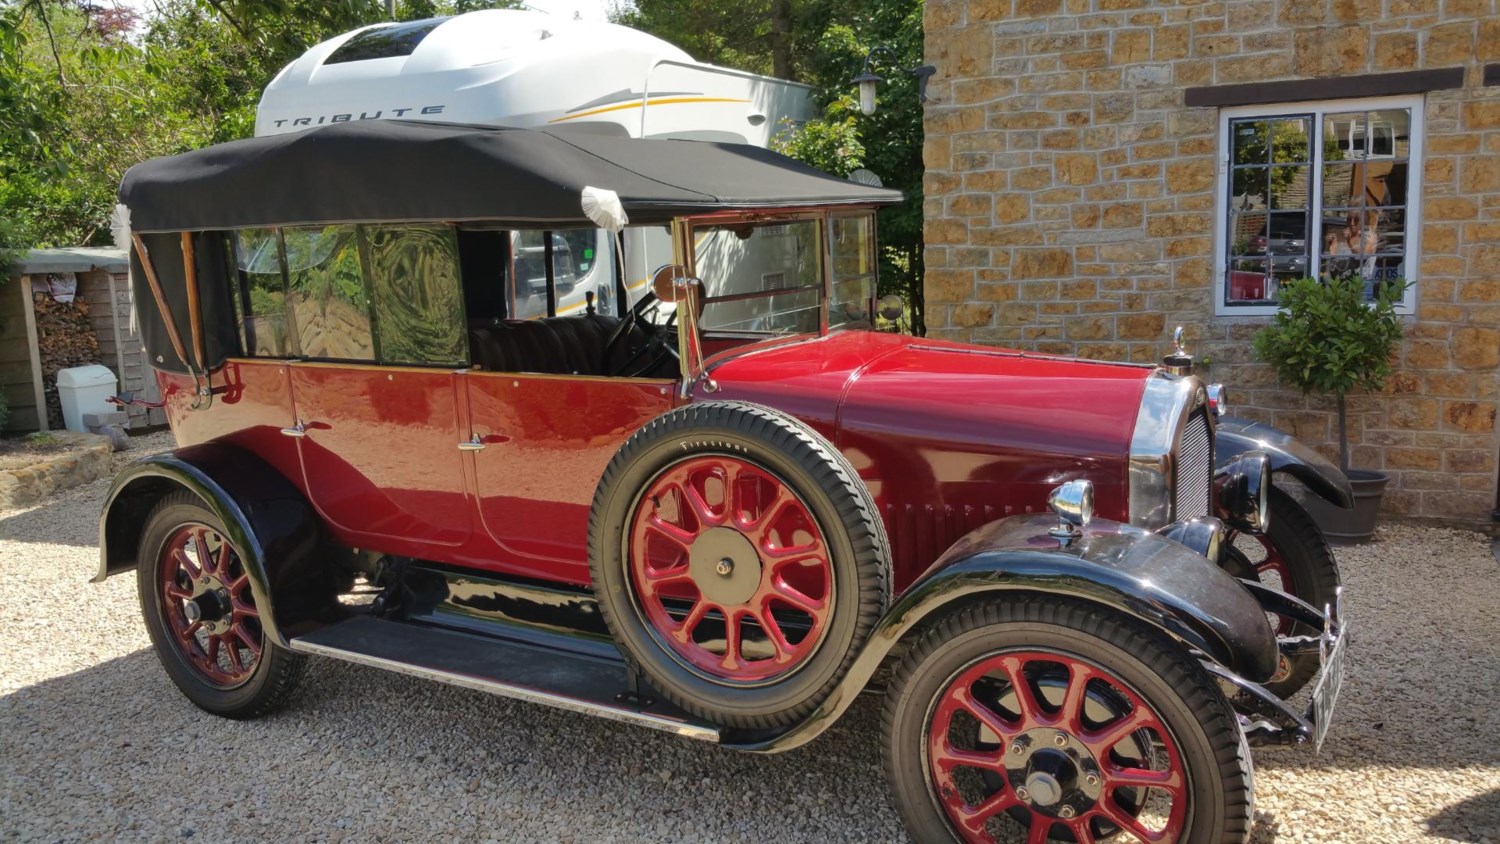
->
33, 284, 102, 429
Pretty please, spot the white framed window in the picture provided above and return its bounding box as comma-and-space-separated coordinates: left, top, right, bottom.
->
1214, 95, 1422, 315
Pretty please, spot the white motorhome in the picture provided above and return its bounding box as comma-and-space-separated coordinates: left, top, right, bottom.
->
255, 9, 815, 319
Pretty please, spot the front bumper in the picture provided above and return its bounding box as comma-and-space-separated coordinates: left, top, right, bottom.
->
1208, 585, 1347, 750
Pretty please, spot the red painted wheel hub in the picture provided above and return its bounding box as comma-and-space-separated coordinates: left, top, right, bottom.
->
628, 455, 833, 683
1229, 532, 1298, 638
927, 651, 1188, 843
159, 524, 262, 687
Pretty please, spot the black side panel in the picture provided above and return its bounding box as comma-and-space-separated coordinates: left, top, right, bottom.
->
192, 231, 241, 369
457, 228, 509, 321
97, 444, 326, 645
131, 232, 191, 374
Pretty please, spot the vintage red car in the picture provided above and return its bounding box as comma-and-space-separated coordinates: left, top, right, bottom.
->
98, 121, 1348, 843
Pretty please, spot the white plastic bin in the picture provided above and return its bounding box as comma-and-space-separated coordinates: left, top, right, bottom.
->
57, 365, 118, 434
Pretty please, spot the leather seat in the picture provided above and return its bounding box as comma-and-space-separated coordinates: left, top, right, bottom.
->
469, 314, 638, 376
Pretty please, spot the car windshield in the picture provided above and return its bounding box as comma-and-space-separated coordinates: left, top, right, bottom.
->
694, 219, 822, 334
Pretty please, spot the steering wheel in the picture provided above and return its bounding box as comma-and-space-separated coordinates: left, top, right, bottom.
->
602, 292, 679, 377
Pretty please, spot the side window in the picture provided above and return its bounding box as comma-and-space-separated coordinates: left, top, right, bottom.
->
507, 229, 617, 319
282, 226, 374, 361
829, 215, 876, 329
232, 228, 295, 357
512, 230, 550, 319
366, 224, 467, 366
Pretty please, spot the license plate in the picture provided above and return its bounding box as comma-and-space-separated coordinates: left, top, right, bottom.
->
1310, 619, 1348, 752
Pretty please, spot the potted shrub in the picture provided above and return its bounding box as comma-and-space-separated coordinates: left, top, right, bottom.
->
1253, 276, 1408, 543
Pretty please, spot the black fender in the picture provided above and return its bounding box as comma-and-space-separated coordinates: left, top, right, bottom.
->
95, 443, 324, 647
727, 514, 1277, 753
1216, 415, 1353, 509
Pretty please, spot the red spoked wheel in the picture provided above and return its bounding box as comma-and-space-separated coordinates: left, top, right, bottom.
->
590, 401, 889, 730
628, 454, 833, 683
883, 599, 1252, 844
139, 492, 304, 719
1231, 533, 1295, 636
927, 651, 1186, 843
158, 523, 263, 687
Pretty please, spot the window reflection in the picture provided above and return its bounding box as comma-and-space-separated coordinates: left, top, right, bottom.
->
366, 224, 466, 366
1223, 105, 1414, 307
233, 228, 293, 357
830, 216, 876, 329
283, 226, 374, 361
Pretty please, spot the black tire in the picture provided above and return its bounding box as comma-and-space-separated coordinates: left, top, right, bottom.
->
1224, 488, 1341, 698
883, 597, 1253, 844
589, 400, 890, 730
138, 492, 304, 719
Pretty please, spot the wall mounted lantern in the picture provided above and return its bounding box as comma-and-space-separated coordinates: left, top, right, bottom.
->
852, 45, 937, 115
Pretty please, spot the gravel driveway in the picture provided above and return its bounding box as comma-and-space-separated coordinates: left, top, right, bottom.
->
2, 435, 1498, 843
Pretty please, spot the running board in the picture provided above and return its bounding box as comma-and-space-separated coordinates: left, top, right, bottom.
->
289, 616, 720, 742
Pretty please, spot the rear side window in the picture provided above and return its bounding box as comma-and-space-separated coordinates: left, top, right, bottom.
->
283, 226, 374, 361
233, 228, 295, 356
366, 224, 466, 366
229, 224, 468, 367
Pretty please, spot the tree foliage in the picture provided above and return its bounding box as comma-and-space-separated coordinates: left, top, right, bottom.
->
1252, 276, 1408, 471
0, 0, 516, 254
617, 0, 926, 333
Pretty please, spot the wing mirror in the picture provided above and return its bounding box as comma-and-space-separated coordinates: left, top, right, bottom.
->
651, 264, 704, 304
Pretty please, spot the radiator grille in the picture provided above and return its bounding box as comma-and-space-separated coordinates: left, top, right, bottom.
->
1175, 409, 1213, 521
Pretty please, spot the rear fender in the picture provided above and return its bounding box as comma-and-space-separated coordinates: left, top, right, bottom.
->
728, 514, 1277, 753
1217, 416, 1353, 508
95, 443, 322, 647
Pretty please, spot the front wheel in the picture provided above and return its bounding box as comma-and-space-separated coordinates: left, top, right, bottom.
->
137, 492, 304, 719
883, 598, 1253, 844
1223, 488, 1341, 698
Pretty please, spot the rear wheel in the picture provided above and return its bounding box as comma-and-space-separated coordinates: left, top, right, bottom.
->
137, 492, 304, 718
883, 598, 1253, 844
1223, 488, 1341, 698
589, 401, 890, 730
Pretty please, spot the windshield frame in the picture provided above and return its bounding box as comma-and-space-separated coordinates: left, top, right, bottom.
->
681, 205, 882, 339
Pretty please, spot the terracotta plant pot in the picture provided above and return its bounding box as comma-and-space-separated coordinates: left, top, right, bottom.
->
1302, 469, 1390, 545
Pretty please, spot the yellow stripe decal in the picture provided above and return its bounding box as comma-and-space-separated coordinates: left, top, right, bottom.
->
549, 97, 752, 124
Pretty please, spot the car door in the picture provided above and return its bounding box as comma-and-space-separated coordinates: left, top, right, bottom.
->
289, 363, 473, 550
280, 223, 475, 553
465, 372, 675, 585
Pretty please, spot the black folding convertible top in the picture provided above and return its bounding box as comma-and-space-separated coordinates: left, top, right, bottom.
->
118, 120, 904, 232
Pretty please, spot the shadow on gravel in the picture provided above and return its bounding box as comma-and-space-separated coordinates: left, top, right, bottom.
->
0, 494, 107, 549
1428, 789, 1500, 843
0, 649, 905, 841
6, 639, 1498, 843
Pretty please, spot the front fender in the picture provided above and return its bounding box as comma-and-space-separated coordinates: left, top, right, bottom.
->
1217, 416, 1353, 508
95, 443, 322, 647
727, 514, 1277, 753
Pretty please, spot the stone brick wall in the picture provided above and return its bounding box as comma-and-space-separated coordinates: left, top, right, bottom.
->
922, 0, 1500, 522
